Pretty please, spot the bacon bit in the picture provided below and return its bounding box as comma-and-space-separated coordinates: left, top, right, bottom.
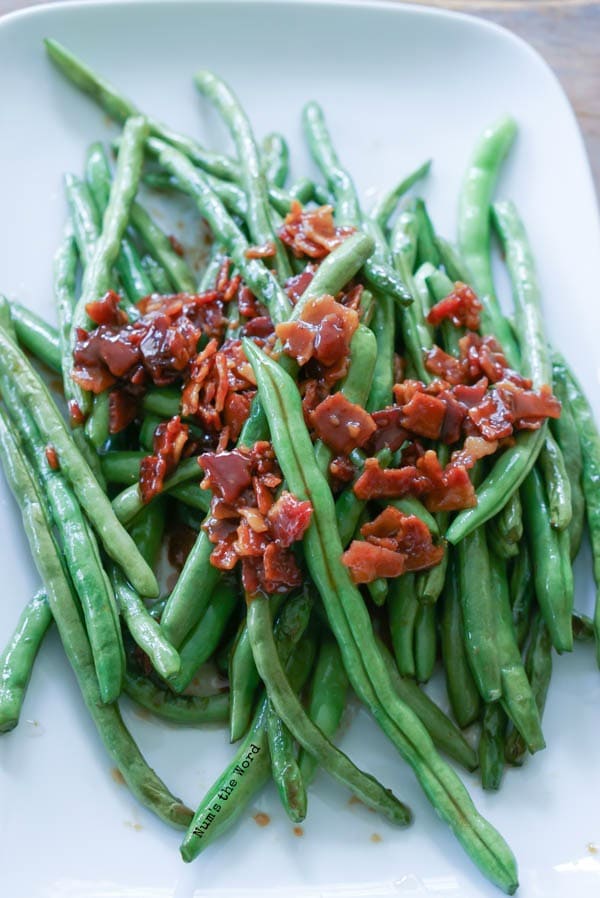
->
168, 234, 185, 257
108, 387, 139, 434
424, 464, 476, 512
400, 392, 447, 440
353, 452, 476, 512
427, 282, 482, 330
329, 454, 356, 485
360, 506, 445, 572
451, 436, 499, 468
45, 445, 59, 470
425, 345, 467, 385
367, 407, 409, 453
245, 242, 276, 259
342, 541, 406, 583
267, 491, 313, 547
284, 265, 316, 304
139, 416, 189, 503
278, 201, 355, 259
468, 390, 514, 440
354, 458, 430, 501
200, 442, 310, 595
311, 393, 376, 456
276, 294, 359, 371
167, 520, 198, 570
68, 400, 86, 427
86, 290, 128, 327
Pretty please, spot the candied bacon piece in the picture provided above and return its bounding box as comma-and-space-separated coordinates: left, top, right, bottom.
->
223, 391, 255, 442
427, 282, 482, 330
68, 400, 86, 427
284, 265, 316, 304
367, 407, 409, 453
329, 454, 356, 485
276, 320, 315, 366
425, 345, 467, 385
503, 381, 561, 424
199, 449, 253, 504
245, 242, 276, 259
425, 464, 476, 512
400, 392, 447, 440
276, 295, 359, 370
361, 507, 444, 572
140, 416, 189, 504
311, 393, 376, 456
108, 387, 139, 434
86, 290, 127, 327
468, 390, 514, 441
278, 201, 355, 259
439, 390, 467, 444
263, 543, 303, 588
234, 519, 270, 556
353, 458, 430, 501
267, 491, 313, 547
342, 541, 406, 583
45, 445, 59, 470
453, 378, 489, 408
242, 316, 274, 338
451, 435, 499, 469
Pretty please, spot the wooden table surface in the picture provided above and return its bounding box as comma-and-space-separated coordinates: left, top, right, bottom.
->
1, 0, 598, 193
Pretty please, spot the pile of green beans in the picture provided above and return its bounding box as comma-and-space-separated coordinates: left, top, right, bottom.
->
0, 38, 599, 897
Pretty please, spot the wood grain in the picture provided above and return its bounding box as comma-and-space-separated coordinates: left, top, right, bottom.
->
1, 0, 597, 191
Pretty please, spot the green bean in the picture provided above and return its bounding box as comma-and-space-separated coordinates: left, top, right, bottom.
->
141, 254, 173, 294
64, 173, 99, 264
139, 413, 162, 452
521, 466, 573, 653
228, 594, 286, 743
129, 201, 197, 293
124, 673, 228, 725
390, 205, 430, 381
196, 73, 290, 276
439, 554, 481, 729
247, 592, 412, 825
388, 573, 417, 678
387, 496, 440, 536
505, 613, 552, 765
70, 116, 148, 419
0, 406, 192, 828
457, 521, 501, 702
371, 159, 432, 230
128, 498, 165, 569
142, 386, 181, 417
301, 101, 410, 305
267, 697, 307, 823
538, 432, 572, 531
488, 519, 519, 560
85, 391, 110, 450
416, 548, 448, 605
298, 638, 348, 786
85, 141, 155, 302
414, 603, 437, 684
360, 221, 396, 412
261, 133, 289, 188
169, 580, 238, 694
479, 704, 507, 791
0, 325, 158, 597
244, 340, 518, 895
551, 362, 585, 558
101, 450, 146, 485
379, 640, 477, 771
149, 138, 292, 325
45, 39, 238, 182
488, 549, 545, 753
435, 236, 474, 284
509, 543, 535, 650
181, 620, 316, 860
334, 449, 392, 548
10, 303, 61, 373
458, 119, 519, 365
496, 491, 523, 545
555, 354, 600, 664
572, 611, 594, 643
111, 564, 180, 681
112, 457, 209, 526
414, 198, 442, 269
0, 590, 52, 732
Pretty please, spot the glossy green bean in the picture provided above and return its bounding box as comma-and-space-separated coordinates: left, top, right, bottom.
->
509, 543, 535, 651
128, 498, 165, 569
504, 613, 552, 765
371, 159, 432, 230
550, 362, 585, 557
539, 432, 572, 531
479, 704, 507, 791
124, 674, 229, 725
261, 132, 289, 188
298, 638, 348, 785
141, 254, 174, 294
267, 696, 307, 822
10, 304, 61, 373
414, 602, 437, 684
112, 457, 209, 525
414, 198, 442, 269
439, 554, 481, 729
0, 406, 192, 828
0, 590, 52, 732
388, 573, 418, 678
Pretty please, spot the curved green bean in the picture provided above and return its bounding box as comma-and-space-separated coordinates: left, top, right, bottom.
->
124, 674, 229, 725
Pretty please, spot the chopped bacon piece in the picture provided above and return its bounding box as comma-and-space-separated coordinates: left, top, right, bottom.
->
45, 445, 59, 470
199, 448, 253, 504
68, 400, 86, 427
245, 242, 276, 259
267, 491, 313, 547
400, 392, 447, 440
505, 382, 561, 425
425, 345, 466, 385
354, 458, 430, 500
278, 202, 355, 259
284, 265, 316, 304
453, 378, 489, 408
140, 416, 189, 503
451, 435, 499, 469
86, 290, 127, 327
108, 387, 139, 434
276, 294, 359, 371
311, 393, 376, 456
360, 506, 445, 572
367, 407, 409, 453
424, 464, 476, 512
342, 540, 406, 583
468, 390, 514, 440
329, 454, 356, 485
427, 282, 482, 330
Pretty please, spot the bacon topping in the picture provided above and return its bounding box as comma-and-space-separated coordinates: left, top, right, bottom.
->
427, 282, 482, 331
310, 393, 376, 456
245, 242, 276, 259
139, 416, 189, 503
278, 202, 355, 259
353, 452, 476, 512
342, 507, 444, 583
45, 445, 60, 471
276, 294, 358, 369
199, 442, 312, 595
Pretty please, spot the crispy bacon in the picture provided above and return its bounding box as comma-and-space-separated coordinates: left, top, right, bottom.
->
245, 242, 276, 259
342, 541, 406, 583
140, 416, 189, 503
200, 442, 312, 595
367, 407, 409, 453
427, 282, 482, 330
284, 265, 316, 304
354, 458, 430, 501
45, 445, 59, 470
86, 290, 127, 327
310, 393, 376, 456
278, 202, 355, 259
400, 392, 447, 440
276, 294, 358, 371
